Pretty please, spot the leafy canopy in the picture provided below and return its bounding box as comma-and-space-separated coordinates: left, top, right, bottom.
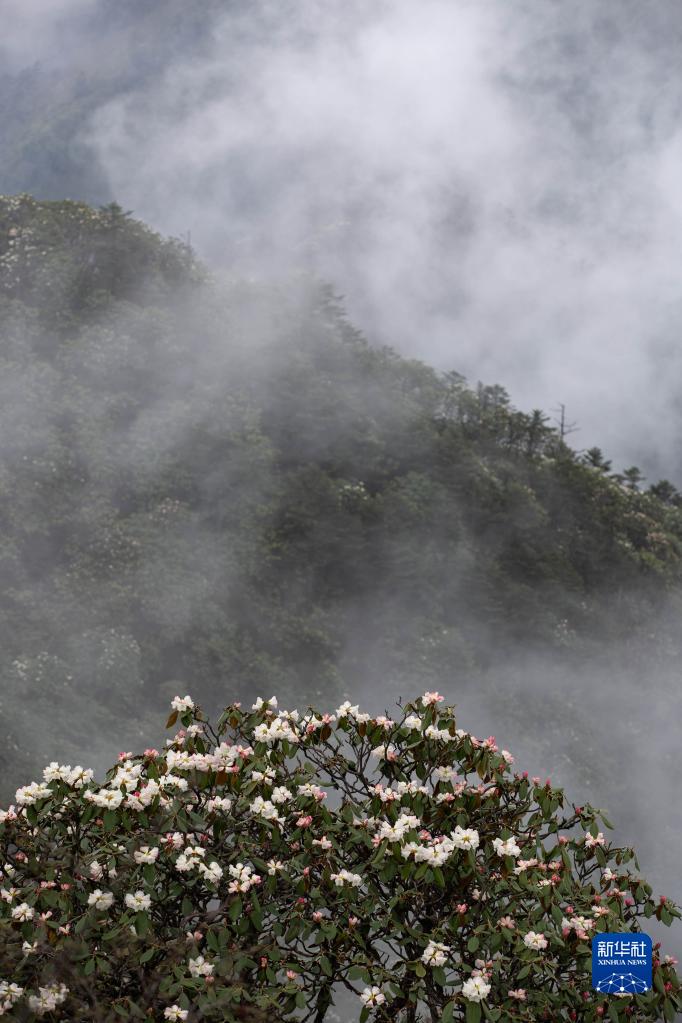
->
1, 694, 679, 1021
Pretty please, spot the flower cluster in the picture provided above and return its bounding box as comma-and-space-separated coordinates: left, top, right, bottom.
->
0, 692, 678, 1021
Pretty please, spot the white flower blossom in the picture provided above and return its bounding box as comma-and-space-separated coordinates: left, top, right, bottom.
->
252, 696, 278, 710
330, 869, 362, 888
87, 889, 114, 910
188, 955, 214, 977
15, 782, 51, 806
171, 695, 195, 713
462, 976, 491, 1002
124, 891, 151, 912
360, 986, 387, 1006
492, 836, 521, 858
11, 902, 34, 922
133, 846, 159, 864
422, 940, 450, 966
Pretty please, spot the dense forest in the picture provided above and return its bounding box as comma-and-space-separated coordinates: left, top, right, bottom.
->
2, 195, 682, 801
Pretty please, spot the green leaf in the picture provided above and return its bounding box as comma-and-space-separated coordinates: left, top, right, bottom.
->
441, 1001, 455, 1023
467, 936, 479, 953
414, 962, 426, 978
608, 1003, 623, 1023
134, 912, 150, 936
465, 1001, 482, 1023
103, 810, 118, 831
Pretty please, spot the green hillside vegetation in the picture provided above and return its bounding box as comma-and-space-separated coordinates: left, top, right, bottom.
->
1, 195, 682, 798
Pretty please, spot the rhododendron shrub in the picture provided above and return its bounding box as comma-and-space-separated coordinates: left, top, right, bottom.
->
1, 694, 680, 1022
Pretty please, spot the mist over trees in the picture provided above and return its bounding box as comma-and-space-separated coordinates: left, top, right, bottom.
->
1, 196, 682, 805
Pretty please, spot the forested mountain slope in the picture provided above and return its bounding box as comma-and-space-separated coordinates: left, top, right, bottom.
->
1, 195, 681, 797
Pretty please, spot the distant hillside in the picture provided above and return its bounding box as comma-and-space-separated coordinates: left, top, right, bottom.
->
1, 195, 682, 797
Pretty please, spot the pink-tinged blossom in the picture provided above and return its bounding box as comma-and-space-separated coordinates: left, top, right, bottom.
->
523, 931, 548, 950
171, 695, 195, 713
422, 691, 444, 705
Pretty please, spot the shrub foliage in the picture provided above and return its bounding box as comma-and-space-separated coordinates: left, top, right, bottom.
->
1, 694, 680, 1021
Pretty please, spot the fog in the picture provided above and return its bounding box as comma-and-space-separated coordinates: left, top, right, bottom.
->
1, 0, 681, 979
74, 0, 682, 484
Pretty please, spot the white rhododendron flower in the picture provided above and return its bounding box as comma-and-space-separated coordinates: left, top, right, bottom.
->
422, 940, 450, 966
133, 845, 159, 864
492, 836, 522, 858
270, 785, 293, 804
336, 701, 359, 718
360, 986, 387, 1006
27, 982, 69, 1015
424, 725, 456, 742
171, 695, 195, 713
84, 788, 124, 809
11, 902, 34, 921
124, 891, 151, 912
87, 889, 114, 910
206, 796, 232, 813
370, 743, 399, 761
188, 955, 214, 978
250, 796, 283, 824
15, 782, 51, 805
253, 717, 299, 744
330, 869, 362, 887
227, 862, 261, 893
462, 975, 491, 1002
523, 930, 548, 950
252, 696, 278, 710
164, 1007, 189, 1021
450, 825, 480, 850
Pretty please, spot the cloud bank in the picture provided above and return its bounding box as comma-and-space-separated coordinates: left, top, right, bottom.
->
64, 0, 682, 481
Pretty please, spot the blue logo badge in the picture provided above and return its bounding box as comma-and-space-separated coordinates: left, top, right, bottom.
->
592, 933, 652, 994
